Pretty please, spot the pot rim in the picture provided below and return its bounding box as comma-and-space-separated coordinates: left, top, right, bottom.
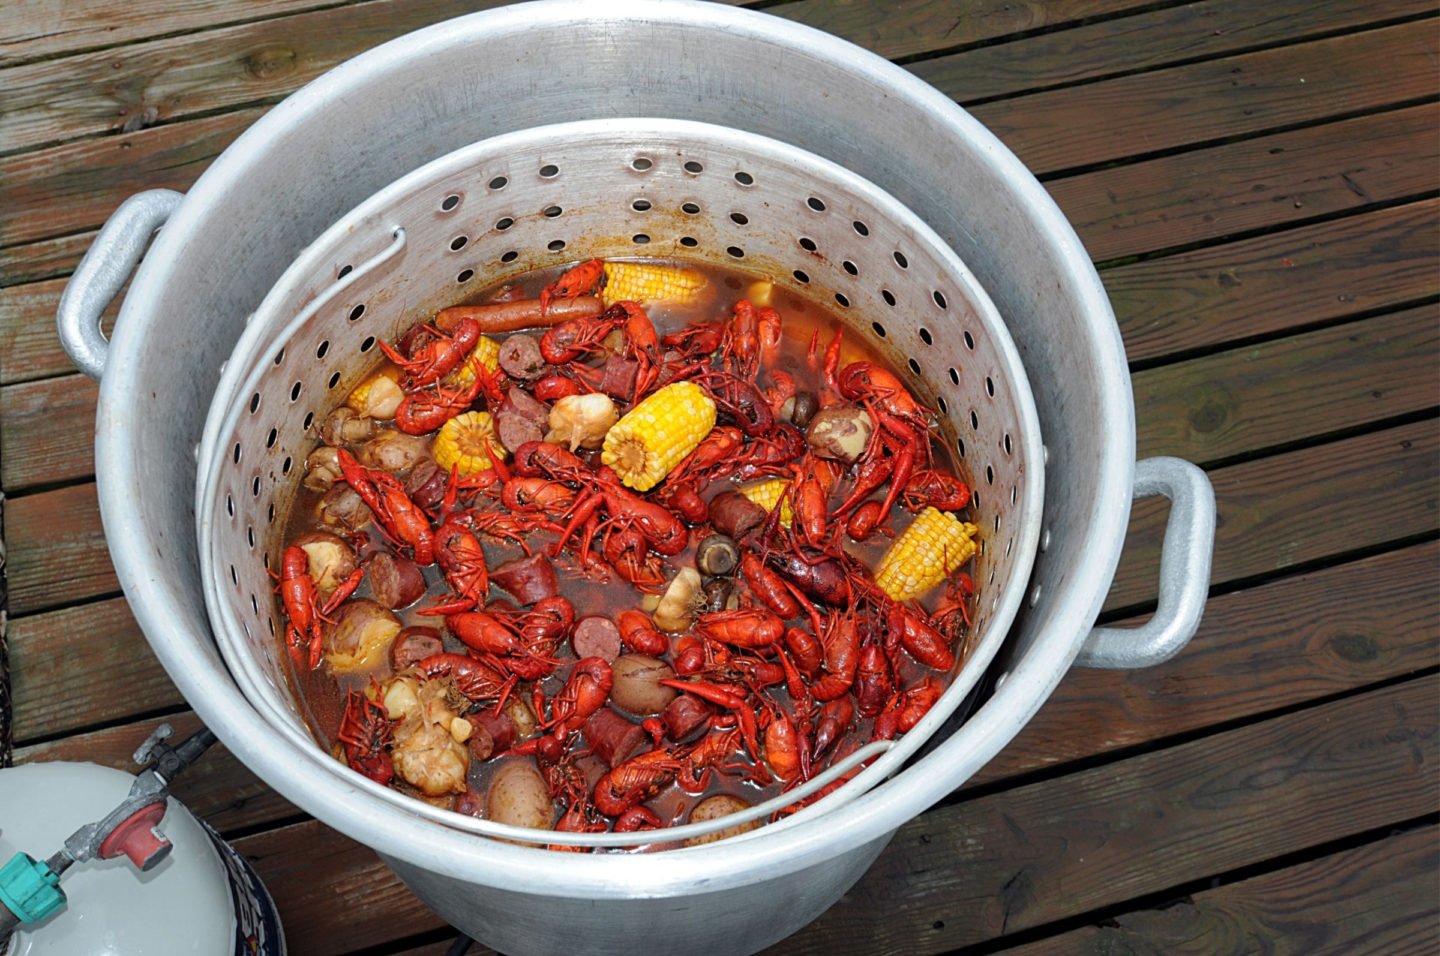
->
96, 0, 1135, 898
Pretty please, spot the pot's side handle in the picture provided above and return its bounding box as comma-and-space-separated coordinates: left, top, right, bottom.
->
57, 189, 182, 381
1076, 456, 1216, 669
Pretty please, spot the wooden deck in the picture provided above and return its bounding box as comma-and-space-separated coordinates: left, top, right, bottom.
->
2, 1, 1436, 952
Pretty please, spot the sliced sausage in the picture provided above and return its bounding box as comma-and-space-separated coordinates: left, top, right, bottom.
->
599, 355, 639, 403
572, 616, 623, 663
490, 553, 559, 605
498, 334, 547, 381
662, 694, 714, 743
367, 552, 427, 609
390, 626, 445, 670
582, 708, 650, 768
469, 710, 518, 754
437, 295, 603, 334
496, 408, 544, 455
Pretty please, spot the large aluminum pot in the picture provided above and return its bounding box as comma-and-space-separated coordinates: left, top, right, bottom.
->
56, 2, 1215, 953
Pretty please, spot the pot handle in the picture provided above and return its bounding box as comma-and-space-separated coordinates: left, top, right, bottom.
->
1075, 456, 1216, 669
56, 189, 183, 381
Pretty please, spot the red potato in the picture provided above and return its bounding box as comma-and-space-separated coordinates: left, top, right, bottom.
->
581, 708, 649, 768
609, 655, 678, 716
490, 553, 560, 605
486, 759, 555, 830
572, 616, 623, 663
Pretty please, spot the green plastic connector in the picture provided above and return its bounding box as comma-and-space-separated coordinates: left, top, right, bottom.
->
0, 852, 66, 924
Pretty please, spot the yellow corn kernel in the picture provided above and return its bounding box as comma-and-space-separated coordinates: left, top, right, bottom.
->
601, 381, 717, 491
601, 261, 710, 308
738, 478, 793, 527
874, 507, 978, 602
346, 365, 405, 419
433, 411, 507, 476
444, 334, 501, 391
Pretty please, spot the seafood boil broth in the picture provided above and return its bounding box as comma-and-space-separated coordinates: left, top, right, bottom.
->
277, 257, 978, 846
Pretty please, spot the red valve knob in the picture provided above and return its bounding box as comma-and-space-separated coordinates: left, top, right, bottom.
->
97, 801, 172, 871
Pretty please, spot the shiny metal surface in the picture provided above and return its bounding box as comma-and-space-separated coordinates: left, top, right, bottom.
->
197, 119, 1044, 846
55, 189, 181, 381
65, 2, 1213, 953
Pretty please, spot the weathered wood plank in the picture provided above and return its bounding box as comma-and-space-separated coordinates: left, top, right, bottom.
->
0, 229, 96, 288
5, 482, 117, 615
1, 375, 99, 489
998, 825, 1440, 956
0, 275, 119, 385
968, 20, 1438, 176
0, 0, 1150, 154
1132, 305, 1439, 465
911, 0, 1434, 105
768, 677, 1439, 954
0, 106, 262, 249
769, 0, 1148, 64
13, 711, 297, 834
236, 819, 446, 952
1055, 102, 1440, 263
974, 540, 1440, 786
1104, 419, 1437, 613
5, 18, 1432, 255
0, 0, 341, 66
9, 596, 179, 742
234, 676, 1439, 954
1110, 198, 1438, 362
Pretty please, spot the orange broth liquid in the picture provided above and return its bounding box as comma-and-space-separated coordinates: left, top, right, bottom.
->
279, 257, 974, 841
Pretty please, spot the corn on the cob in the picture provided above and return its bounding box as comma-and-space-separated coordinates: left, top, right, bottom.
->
346, 365, 405, 419
738, 478, 793, 527
443, 334, 501, 391
873, 507, 978, 602
601, 381, 716, 491
433, 410, 507, 476
601, 261, 710, 308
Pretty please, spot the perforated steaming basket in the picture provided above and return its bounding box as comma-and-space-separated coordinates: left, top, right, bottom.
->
197, 118, 1043, 847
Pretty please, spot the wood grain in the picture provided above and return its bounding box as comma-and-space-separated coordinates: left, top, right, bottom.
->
969, 20, 1438, 175
0, 274, 119, 384
998, 825, 1440, 956
0, 105, 262, 249
4, 18, 1432, 256
13, 711, 296, 834
766, 677, 1438, 954
911, 0, 1434, 105
1132, 304, 1439, 465
236, 819, 446, 953
8, 596, 178, 742
1103, 419, 1438, 612
974, 540, 1440, 786
0, 0, 343, 66
0, 0, 1148, 157
207, 676, 1439, 954
1109, 199, 1438, 362
5, 482, 116, 615
1054, 102, 1440, 263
